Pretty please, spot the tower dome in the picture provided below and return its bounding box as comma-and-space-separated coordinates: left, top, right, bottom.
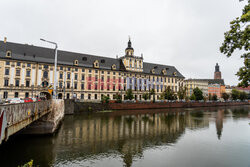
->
125, 38, 134, 56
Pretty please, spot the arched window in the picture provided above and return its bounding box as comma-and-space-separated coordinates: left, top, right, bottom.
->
43, 71, 48, 78
93, 60, 99, 68
6, 51, 11, 57
112, 64, 116, 70
74, 60, 78, 65
42, 81, 48, 88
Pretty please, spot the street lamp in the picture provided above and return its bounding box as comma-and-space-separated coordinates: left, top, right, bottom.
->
40, 38, 58, 99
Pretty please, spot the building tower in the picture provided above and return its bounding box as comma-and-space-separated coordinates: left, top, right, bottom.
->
125, 37, 134, 56
214, 63, 222, 79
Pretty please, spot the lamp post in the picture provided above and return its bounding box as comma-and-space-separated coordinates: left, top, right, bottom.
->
40, 38, 58, 99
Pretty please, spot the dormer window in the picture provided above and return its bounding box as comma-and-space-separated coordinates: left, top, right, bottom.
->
93, 60, 99, 68
82, 57, 87, 61
173, 72, 177, 76
112, 64, 116, 70
101, 59, 105, 63
74, 60, 78, 66
151, 69, 155, 74
6, 51, 11, 57
162, 69, 167, 75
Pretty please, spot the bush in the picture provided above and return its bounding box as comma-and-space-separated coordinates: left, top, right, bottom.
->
114, 93, 122, 103
101, 95, 110, 104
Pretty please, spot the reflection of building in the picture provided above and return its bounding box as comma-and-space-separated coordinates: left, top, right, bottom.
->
215, 109, 224, 139
0, 39, 184, 100
57, 110, 209, 167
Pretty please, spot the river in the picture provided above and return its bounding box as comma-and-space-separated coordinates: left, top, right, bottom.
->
0, 105, 249, 167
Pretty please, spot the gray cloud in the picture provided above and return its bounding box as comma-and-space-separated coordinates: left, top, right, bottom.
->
0, 0, 247, 85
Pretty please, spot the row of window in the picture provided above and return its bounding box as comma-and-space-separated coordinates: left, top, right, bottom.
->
64, 93, 161, 101
5, 68, 31, 77
5, 61, 31, 67
5, 65, 178, 83
4, 79, 31, 87
2, 91, 30, 99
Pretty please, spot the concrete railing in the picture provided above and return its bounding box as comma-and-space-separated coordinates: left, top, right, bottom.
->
1, 101, 51, 127
0, 100, 64, 145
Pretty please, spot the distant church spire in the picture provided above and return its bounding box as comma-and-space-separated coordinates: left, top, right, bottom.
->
215, 63, 220, 72
214, 63, 222, 79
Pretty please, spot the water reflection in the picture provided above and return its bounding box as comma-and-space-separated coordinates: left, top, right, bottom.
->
0, 105, 249, 167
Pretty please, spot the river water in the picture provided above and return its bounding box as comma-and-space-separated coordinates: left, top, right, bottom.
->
0, 105, 249, 167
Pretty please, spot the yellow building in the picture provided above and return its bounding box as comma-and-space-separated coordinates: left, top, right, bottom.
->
0, 39, 184, 101
184, 79, 209, 97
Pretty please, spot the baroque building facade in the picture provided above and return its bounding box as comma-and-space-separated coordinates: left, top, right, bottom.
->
0, 39, 184, 101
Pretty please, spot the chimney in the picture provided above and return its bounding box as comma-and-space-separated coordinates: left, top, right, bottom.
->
4, 37, 7, 43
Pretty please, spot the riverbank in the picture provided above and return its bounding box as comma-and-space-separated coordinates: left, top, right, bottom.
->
64, 100, 249, 114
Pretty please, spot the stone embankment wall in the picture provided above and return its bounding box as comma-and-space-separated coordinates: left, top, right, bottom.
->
64, 100, 249, 113
64, 100, 108, 114
22, 99, 65, 134
109, 101, 250, 110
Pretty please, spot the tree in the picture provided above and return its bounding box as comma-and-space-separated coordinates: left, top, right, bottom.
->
220, 0, 250, 87
125, 89, 134, 100
101, 95, 110, 104
142, 92, 149, 100
208, 93, 212, 101
161, 86, 176, 100
239, 91, 247, 100
192, 87, 204, 101
177, 86, 187, 100
232, 89, 240, 100
190, 93, 196, 101
114, 93, 122, 103
149, 89, 156, 102
212, 94, 218, 101
222, 92, 230, 101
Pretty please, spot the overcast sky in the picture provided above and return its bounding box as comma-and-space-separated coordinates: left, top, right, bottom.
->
0, 0, 247, 85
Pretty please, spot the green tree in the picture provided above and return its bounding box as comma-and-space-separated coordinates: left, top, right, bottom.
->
101, 95, 110, 104
212, 94, 218, 101
220, 0, 250, 87
193, 87, 204, 101
125, 89, 134, 100
142, 92, 149, 100
114, 93, 122, 103
222, 92, 230, 101
177, 86, 187, 100
149, 89, 156, 102
239, 91, 247, 100
208, 93, 212, 101
162, 86, 176, 100
190, 93, 196, 100
232, 89, 240, 100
